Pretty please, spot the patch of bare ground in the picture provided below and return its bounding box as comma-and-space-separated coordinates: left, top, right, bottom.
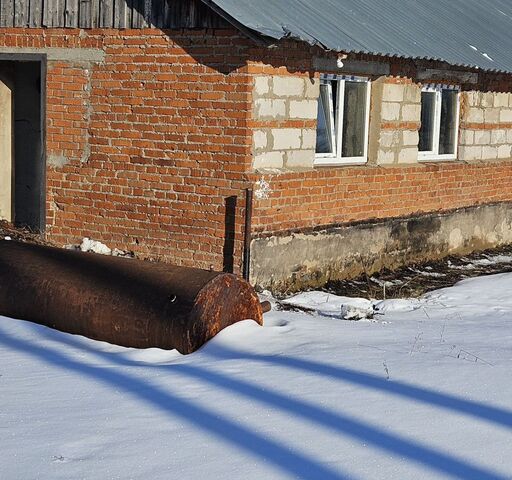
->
0, 221, 51, 246
324, 244, 512, 300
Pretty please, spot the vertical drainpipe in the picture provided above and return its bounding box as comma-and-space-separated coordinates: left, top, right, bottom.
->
243, 188, 253, 282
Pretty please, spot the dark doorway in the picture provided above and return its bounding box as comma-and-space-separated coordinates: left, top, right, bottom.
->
0, 55, 46, 232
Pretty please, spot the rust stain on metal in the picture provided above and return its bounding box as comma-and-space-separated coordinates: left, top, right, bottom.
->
0, 240, 264, 354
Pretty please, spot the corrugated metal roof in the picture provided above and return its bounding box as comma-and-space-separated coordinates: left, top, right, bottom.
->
202, 0, 512, 73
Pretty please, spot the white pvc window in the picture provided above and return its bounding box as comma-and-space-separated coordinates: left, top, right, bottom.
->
315, 75, 371, 165
418, 85, 460, 161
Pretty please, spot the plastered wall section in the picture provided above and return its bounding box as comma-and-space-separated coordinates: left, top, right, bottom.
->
252, 75, 319, 170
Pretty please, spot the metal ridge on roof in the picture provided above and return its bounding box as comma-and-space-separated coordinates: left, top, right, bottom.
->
202, 0, 512, 74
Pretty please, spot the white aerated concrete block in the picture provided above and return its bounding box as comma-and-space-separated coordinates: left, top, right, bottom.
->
402, 130, 419, 147
253, 130, 268, 150
491, 129, 507, 145
254, 76, 271, 96
381, 102, 401, 121
289, 100, 318, 120
467, 108, 484, 123
253, 151, 284, 169
301, 129, 317, 149
305, 78, 320, 99
286, 150, 314, 168
272, 76, 305, 97
255, 98, 286, 119
272, 128, 302, 150
474, 130, 491, 145
398, 147, 418, 164
459, 146, 483, 160
382, 84, 404, 102
498, 145, 512, 159
500, 109, 512, 122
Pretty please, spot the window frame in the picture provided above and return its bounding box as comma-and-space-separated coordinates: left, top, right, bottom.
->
418, 84, 461, 162
314, 74, 372, 166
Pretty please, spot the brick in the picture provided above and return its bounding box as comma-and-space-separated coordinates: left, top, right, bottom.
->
403, 85, 421, 103
401, 104, 421, 122
494, 93, 509, 108
11, 27, 512, 281
465, 92, 481, 107
481, 92, 494, 108
482, 146, 498, 159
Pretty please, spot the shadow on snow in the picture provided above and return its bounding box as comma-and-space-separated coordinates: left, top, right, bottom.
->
3, 323, 507, 480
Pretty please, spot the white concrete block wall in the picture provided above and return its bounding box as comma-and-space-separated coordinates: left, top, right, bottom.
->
252, 73, 512, 171
368, 79, 422, 165
252, 75, 319, 171
459, 91, 512, 161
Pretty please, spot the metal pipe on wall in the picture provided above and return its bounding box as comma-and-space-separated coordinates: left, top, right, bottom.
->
243, 188, 253, 282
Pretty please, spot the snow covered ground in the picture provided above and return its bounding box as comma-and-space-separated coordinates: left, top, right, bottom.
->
1, 274, 512, 479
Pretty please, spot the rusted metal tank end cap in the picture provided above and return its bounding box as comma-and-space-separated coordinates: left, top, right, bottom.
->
185, 274, 263, 354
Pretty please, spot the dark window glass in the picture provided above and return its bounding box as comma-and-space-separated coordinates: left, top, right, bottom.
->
419, 91, 436, 152
439, 90, 458, 155
316, 82, 335, 154
341, 81, 367, 158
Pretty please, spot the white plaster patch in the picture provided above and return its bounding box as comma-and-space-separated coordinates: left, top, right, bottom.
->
254, 179, 272, 200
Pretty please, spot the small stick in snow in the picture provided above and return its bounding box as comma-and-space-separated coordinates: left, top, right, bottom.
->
409, 332, 423, 355
383, 361, 390, 380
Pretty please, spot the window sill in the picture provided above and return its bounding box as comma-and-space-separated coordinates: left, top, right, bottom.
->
418, 154, 457, 163
314, 156, 368, 167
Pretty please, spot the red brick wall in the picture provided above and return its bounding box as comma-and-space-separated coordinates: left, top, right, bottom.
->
0, 28, 255, 272
2, 29, 512, 275
244, 44, 512, 238
249, 162, 512, 236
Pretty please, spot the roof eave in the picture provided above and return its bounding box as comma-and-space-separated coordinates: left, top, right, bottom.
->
199, 0, 272, 47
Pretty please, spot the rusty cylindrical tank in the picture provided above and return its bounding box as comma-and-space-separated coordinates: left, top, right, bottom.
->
0, 240, 264, 354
